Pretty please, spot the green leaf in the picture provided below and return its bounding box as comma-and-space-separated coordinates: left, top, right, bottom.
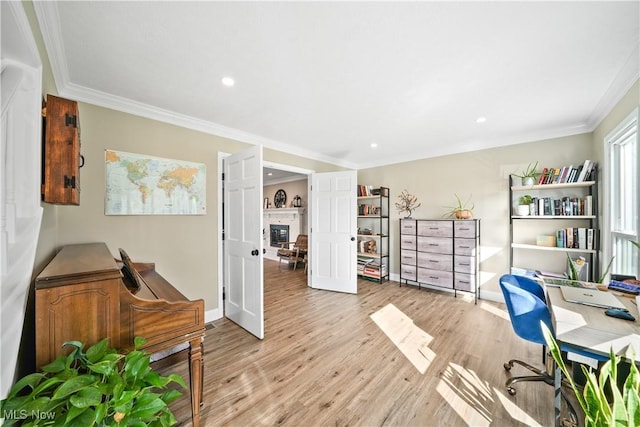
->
31, 376, 64, 397
65, 404, 88, 424
160, 389, 182, 405
5, 373, 46, 398
166, 373, 187, 389
87, 360, 117, 376
61, 340, 85, 359
130, 355, 151, 379
159, 410, 178, 427
41, 356, 68, 374
70, 407, 96, 426
21, 396, 53, 414
51, 374, 96, 400
85, 338, 110, 363
113, 389, 138, 408
93, 402, 108, 424
130, 394, 167, 420
134, 336, 147, 350
598, 255, 616, 283
69, 385, 103, 408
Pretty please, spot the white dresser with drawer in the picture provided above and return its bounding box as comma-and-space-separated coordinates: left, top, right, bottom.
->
400, 219, 480, 301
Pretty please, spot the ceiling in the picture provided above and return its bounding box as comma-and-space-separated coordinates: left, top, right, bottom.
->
33, 2, 639, 169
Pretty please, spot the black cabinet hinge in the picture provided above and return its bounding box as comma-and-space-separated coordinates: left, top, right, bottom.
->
65, 113, 77, 128
64, 175, 76, 189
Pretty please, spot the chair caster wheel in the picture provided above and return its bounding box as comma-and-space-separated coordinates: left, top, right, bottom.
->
503, 362, 512, 371
507, 387, 516, 396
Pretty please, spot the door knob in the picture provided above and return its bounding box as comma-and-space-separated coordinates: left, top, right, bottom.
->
351, 237, 356, 241
251, 249, 259, 256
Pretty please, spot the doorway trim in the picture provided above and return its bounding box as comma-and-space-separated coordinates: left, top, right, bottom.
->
215, 153, 314, 323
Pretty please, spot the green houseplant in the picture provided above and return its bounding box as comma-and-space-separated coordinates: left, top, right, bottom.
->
0, 337, 186, 426
514, 161, 539, 186
444, 194, 474, 219
542, 323, 640, 426
516, 195, 533, 216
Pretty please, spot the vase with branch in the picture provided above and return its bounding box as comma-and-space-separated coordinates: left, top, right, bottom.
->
395, 190, 421, 218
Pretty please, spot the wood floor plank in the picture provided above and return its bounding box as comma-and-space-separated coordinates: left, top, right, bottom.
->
162, 260, 558, 426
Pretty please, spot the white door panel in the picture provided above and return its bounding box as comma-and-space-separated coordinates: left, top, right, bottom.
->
224, 146, 264, 339
310, 171, 357, 293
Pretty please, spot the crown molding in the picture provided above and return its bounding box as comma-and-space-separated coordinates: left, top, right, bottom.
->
357, 122, 592, 169
31, 1, 357, 170
586, 45, 640, 131
32, 1, 69, 94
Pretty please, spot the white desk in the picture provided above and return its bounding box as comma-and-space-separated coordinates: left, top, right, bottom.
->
546, 287, 640, 426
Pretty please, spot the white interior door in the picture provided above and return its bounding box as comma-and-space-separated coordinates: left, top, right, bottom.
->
223, 145, 264, 339
310, 171, 357, 293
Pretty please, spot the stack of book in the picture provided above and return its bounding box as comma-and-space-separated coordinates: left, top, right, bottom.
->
357, 257, 373, 275
358, 204, 378, 216
361, 260, 387, 280
556, 227, 597, 250
537, 160, 597, 184
524, 195, 593, 216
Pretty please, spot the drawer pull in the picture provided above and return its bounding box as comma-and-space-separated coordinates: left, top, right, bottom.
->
429, 227, 439, 230
459, 227, 470, 231
458, 246, 470, 249
458, 262, 470, 266
429, 260, 439, 263
429, 276, 440, 279
458, 280, 470, 284
428, 243, 439, 246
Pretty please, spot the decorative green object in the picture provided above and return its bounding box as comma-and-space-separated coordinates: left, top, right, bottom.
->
514, 161, 539, 185
444, 194, 474, 219
565, 253, 615, 283
518, 195, 533, 205
0, 337, 186, 426
541, 323, 640, 426
395, 189, 421, 218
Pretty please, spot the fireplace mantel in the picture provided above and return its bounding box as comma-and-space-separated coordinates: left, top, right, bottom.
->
263, 208, 305, 261
263, 208, 305, 217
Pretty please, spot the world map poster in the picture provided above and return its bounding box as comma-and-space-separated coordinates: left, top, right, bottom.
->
105, 149, 206, 215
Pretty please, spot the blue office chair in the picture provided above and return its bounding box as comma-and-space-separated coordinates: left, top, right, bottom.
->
499, 274, 608, 396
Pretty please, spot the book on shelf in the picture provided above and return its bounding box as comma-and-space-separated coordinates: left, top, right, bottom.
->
522, 196, 593, 216
553, 227, 596, 249
357, 185, 387, 197
529, 161, 597, 185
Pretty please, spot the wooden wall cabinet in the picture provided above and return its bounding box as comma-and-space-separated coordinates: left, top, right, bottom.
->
42, 94, 81, 204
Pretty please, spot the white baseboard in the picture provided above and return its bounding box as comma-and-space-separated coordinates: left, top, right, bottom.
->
205, 308, 222, 324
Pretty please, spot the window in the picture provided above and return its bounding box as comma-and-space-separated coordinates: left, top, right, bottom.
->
606, 108, 639, 277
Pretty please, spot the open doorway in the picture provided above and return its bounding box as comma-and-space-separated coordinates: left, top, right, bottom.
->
262, 163, 312, 272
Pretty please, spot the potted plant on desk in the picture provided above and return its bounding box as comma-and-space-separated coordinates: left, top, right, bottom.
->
542, 324, 640, 426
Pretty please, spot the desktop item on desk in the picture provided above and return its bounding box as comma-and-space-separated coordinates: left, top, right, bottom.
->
604, 308, 636, 321
608, 279, 640, 295
559, 286, 627, 309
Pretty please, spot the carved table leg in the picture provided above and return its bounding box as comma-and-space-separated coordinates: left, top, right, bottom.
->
189, 338, 203, 427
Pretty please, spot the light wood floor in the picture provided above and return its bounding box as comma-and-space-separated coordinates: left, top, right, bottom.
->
164, 260, 559, 426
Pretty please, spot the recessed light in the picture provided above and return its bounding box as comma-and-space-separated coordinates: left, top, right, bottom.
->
370, 143, 378, 149
221, 77, 235, 87
267, 172, 273, 176
476, 117, 487, 124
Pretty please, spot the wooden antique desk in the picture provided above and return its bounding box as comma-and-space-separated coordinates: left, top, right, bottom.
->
546, 286, 640, 426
